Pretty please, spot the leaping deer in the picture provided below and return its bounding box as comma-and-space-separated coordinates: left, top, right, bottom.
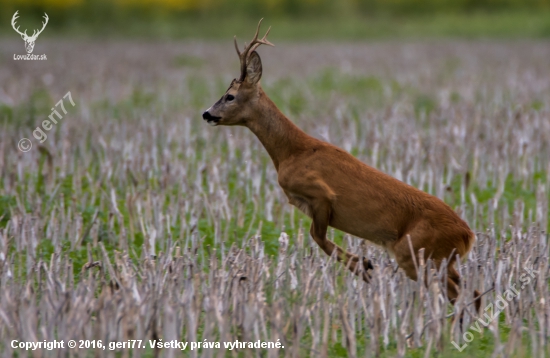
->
203, 20, 481, 312
11, 11, 49, 54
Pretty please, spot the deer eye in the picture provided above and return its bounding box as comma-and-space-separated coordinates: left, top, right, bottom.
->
226, 94, 235, 102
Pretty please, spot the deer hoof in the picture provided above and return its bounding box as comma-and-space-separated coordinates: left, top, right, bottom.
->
363, 258, 373, 271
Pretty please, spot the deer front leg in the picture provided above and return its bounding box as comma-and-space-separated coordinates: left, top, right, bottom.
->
309, 200, 372, 282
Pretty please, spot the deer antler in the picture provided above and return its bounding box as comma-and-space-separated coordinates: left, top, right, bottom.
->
30, 13, 49, 39
11, 11, 28, 39
234, 18, 274, 82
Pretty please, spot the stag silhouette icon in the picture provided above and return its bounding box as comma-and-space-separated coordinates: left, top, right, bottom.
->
11, 11, 49, 54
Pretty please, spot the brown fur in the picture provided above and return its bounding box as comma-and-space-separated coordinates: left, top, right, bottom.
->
202, 23, 480, 312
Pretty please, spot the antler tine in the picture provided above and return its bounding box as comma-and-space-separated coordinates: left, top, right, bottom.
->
234, 36, 241, 56
250, 18, 263, 43
244, 19, 274, 56
249, 26, 274, 54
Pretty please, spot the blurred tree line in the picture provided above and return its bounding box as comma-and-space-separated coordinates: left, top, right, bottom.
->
2, 0, 549, 37
4, 0, 550, 17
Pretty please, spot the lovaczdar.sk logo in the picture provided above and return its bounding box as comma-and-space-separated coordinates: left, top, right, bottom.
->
11, 10, 48, 61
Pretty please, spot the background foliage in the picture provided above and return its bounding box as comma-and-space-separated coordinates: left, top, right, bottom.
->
1, 0, 550, 39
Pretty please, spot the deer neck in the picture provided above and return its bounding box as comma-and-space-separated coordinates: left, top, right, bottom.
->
245, 89, 309, 171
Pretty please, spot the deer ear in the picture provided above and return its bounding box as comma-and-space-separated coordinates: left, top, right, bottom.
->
245, 51, 262, 85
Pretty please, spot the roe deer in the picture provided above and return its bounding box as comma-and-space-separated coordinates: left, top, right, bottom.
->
202, 20, 481, 312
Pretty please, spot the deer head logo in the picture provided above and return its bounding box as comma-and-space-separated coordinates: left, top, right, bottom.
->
11, 11, 49, 54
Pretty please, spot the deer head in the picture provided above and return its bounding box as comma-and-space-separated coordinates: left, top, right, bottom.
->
202, 19, 274, 126
11, 11, 49, 54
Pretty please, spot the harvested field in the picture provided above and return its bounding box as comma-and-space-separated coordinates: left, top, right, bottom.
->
0, 39, 549, 357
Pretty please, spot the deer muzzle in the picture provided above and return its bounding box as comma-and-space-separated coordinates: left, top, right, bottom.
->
202, 111, 221, 126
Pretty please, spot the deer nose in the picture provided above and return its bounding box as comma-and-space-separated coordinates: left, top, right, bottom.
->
202, 111, 220, 121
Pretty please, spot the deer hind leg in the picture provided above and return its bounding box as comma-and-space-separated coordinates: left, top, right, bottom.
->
309, 199, 372, 282
446, 265, 462, 305
447, 265, 482, 313
393, 235, 481, 313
